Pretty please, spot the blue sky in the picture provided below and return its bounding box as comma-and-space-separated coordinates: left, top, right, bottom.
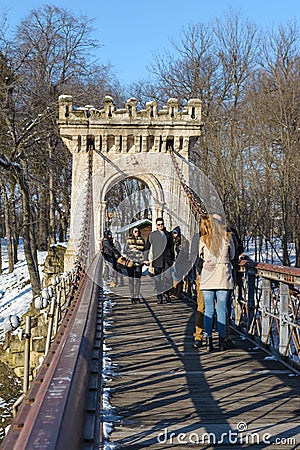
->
2, 0, 299, 85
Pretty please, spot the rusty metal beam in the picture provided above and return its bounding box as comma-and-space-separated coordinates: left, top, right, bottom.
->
239, 259, 300, 286
2, 256, 102, 450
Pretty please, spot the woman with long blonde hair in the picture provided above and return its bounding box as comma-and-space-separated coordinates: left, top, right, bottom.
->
199, 214, 235, 352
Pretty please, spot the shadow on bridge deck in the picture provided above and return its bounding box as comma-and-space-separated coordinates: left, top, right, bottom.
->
103, 277, 300, 450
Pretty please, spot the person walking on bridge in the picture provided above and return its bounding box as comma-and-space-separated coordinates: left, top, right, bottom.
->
192, 254, 205, 348
171, 226, 189, 299
225, 226, 244, 347
101, 230, 121, 287
124, 227, 145, 304
144, 217, 175, 304
199, 214, 235, 352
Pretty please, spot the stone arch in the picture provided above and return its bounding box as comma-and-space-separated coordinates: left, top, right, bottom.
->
95, 170, 165, 249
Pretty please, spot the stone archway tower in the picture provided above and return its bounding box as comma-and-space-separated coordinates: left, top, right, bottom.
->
58, 95, 202, 270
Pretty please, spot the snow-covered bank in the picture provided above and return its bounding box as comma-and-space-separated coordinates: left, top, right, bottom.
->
0, 240, 47, 340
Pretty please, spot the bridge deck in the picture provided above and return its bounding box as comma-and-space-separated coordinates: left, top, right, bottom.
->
104, 277, 300, 449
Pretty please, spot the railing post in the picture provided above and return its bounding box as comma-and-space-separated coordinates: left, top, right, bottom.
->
61, 276, 66, 306
279, 282, 289, 356
53, 288, 61, 336
261, 278, 271, 345
45, 297, 56, 355
23, 316, 31, 393
247, 267, 256, 334
234, 268, 245, 327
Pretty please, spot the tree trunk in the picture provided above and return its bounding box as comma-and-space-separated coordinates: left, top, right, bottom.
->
0, 236, 2, 274
37, 187, 49, 251
2, 186, 14, 273
19, 177, 41, 297
10, 186, 19, 264
293, 199, 300, 268
281, 206, 290, 266
48, 144, 56, 246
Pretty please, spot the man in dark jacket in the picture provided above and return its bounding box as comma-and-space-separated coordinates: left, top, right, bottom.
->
144, 218, 175, 303
101, 230, 121, 287
226, 226, 244, 347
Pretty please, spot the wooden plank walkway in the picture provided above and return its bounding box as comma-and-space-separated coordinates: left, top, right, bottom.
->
103, 277, 300, 449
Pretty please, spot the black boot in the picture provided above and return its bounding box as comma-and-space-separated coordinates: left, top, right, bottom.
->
206, 336, 214, 352
157, 294, 163, 304
177, 281, 183, 299
131, 298, 136, 304
171, 284, 179, 299
219, 337, 229, 351
225, 337, 236, 348
164, 292, 171, 303
192, 339, 203, 349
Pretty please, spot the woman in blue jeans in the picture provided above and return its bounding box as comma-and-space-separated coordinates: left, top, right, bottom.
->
199, 214, 235, 352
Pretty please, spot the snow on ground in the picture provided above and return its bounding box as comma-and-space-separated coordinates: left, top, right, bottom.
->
0, 239, 48, 340
102, 296, 120, 449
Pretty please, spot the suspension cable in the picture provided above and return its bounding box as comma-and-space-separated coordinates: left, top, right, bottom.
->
75, 147, 93, 274
168, 146, 207, 220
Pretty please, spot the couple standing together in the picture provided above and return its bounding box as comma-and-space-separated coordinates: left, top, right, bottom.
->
123, 219, 175, 304
101, 219, 174, 304
121, 218, 178, 304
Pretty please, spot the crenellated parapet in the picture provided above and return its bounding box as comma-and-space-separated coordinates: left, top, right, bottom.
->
58, 95, 202, 155
59, 95, 201, 123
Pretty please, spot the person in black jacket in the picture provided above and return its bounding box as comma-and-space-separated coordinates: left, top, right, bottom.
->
101, 230, 121, 287
171, 226, 190, 299
144, 218, 175, 303
226, 226, 244, 346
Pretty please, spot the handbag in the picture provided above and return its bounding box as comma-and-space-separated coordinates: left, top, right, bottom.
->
117, 256, 134, 268
148, 263, 155, 277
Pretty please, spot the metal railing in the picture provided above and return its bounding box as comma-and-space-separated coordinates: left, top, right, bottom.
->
1, 144, 95, 444
169, 143, 300, 371
2, 255, 103, 450
234, 260, 300, 371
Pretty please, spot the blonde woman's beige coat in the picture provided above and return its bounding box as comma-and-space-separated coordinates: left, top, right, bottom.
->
199, 237, 235, 290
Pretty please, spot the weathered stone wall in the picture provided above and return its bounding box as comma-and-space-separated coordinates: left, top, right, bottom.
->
43, 244, 67, 286
0, 309, 48, 379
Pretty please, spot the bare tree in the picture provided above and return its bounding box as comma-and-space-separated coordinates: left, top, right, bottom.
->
211, 10, 259, 235
0, 5, 126, 294
254, 21, 300, 264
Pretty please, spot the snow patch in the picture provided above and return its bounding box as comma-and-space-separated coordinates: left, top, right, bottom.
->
0, 240, 47, 340
102, 297, 120, 448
